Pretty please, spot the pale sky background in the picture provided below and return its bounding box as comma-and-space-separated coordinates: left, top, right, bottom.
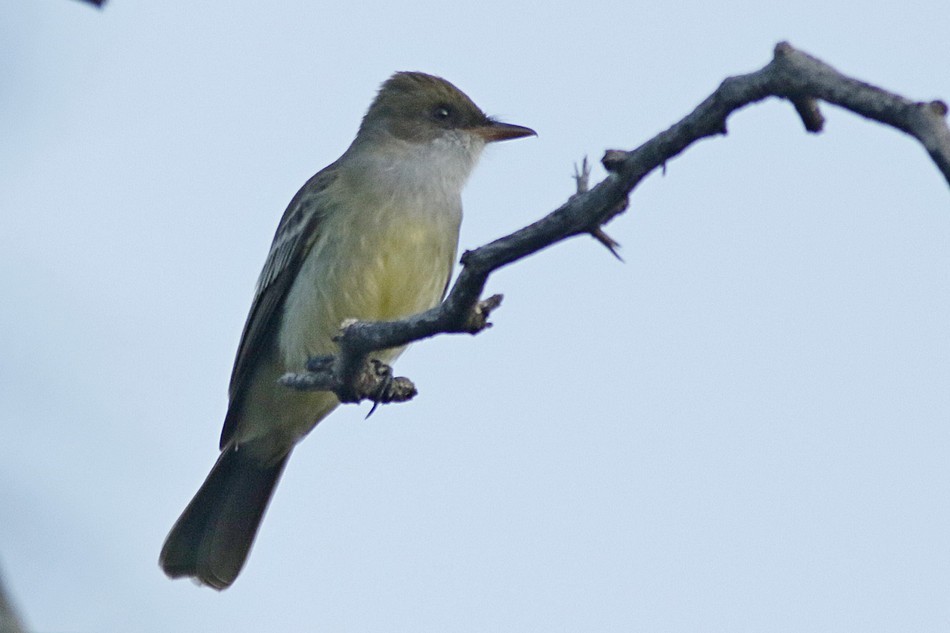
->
2, 1, 950, 632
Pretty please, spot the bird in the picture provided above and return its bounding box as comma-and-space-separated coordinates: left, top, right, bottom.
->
159, 71, 535, 589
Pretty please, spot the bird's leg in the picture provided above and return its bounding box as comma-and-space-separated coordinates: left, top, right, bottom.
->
363, 358, 417, 418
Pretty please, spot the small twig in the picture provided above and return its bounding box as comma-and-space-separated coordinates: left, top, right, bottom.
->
574, 156, 623, 258
590, 226, 624, 262
601, 150, 628, 174
573, 157, 591, 193
790, 96, 825, 132
463, 294, 503, 334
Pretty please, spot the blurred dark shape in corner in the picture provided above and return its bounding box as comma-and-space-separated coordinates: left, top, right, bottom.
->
0, 566, 26, 633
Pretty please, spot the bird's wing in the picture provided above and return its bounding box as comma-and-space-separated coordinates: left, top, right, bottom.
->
219, 162, 340, 449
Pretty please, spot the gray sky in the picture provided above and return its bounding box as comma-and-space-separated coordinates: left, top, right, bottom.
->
2, 1, 949, 631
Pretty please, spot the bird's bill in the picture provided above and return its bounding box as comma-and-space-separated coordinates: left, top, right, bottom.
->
474, 121, 537, 143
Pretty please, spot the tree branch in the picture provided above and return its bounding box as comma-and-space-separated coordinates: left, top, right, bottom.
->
281, 41, 950, 405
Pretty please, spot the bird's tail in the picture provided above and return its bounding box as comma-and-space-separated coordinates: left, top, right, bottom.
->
159, 446, 290, 590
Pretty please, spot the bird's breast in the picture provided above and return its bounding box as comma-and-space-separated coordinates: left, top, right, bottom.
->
277, 198, 460, 369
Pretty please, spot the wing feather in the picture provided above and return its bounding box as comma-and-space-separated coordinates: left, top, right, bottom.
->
219, 161, 340, 448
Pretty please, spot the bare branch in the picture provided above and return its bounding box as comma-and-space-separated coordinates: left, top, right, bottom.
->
282, 41, 950, 405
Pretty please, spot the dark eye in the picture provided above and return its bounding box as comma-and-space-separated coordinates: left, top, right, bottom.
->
432, 104, 452, 121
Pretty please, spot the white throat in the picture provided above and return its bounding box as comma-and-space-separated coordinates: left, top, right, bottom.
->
345, 130, 486, 209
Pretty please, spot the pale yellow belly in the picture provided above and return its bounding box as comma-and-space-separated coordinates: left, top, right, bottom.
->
236, 209, 458, 449
279, 214, 456, 367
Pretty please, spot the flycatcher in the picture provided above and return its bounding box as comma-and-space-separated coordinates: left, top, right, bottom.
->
159, 72, 535, 589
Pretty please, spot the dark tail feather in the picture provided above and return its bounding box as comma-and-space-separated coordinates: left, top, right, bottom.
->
159, 446, 290, 590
